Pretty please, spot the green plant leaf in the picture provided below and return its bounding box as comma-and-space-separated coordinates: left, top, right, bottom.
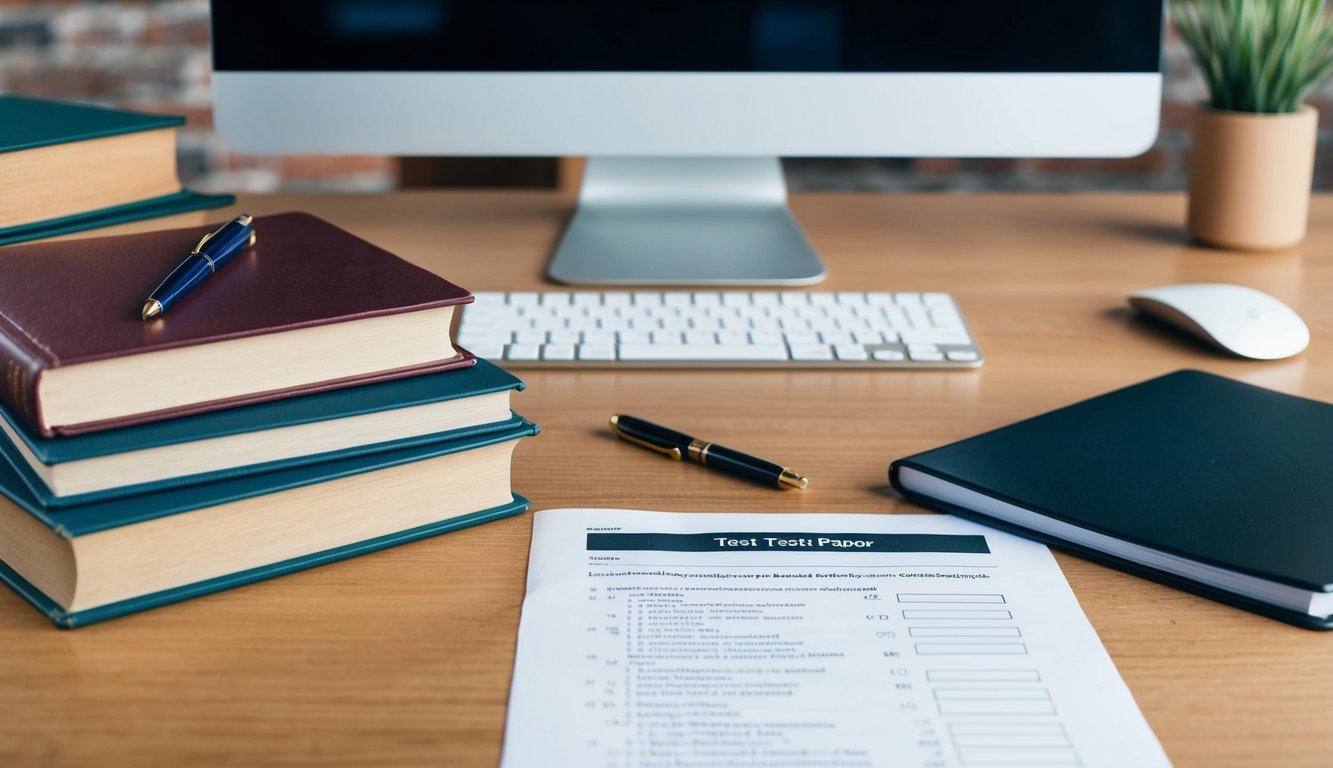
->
1174, 0, 1333, 113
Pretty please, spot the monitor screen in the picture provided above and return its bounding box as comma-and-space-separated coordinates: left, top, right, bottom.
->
213, 0, 1161, 73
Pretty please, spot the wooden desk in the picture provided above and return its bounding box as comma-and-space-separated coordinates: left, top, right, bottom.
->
1, 192, 1330, 768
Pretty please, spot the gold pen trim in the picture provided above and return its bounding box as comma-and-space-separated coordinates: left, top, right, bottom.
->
190, 230, 214, 255
610, 414, 682, 460
779, 468, 809, 491
687, 439, 711, 464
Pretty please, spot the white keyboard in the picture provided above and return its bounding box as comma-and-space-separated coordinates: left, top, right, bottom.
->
457, 291, 982, 368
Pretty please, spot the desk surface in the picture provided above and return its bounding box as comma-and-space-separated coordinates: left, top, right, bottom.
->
1, 191, 1330, 767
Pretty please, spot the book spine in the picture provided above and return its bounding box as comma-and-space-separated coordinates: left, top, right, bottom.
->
0, 321, 48, 435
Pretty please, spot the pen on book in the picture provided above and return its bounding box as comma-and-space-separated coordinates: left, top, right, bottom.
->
609, 413, 808, 490
141, 214, 256, 320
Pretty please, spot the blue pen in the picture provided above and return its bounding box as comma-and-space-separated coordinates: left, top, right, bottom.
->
141, 214, 256, 320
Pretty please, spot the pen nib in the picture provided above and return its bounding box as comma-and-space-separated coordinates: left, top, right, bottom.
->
141, 299, 163, 320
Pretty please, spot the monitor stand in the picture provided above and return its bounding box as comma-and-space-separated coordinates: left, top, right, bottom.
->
547, 157, 826, 286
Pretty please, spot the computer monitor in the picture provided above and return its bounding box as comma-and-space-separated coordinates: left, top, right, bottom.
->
210, 1, 1163, 286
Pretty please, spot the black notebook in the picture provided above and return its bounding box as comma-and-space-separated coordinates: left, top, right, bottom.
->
889, 370, 1333, 630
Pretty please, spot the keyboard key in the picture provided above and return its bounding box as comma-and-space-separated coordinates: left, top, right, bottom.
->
542, 343, 575, 361
506, 343, 540, 361
722, 292, 752, 307
898, 329, 973, 346
578, 344, 616, 361
819, 331, 856, 346
789, 343, 834, 361
866, 292, 894, 306
946, 350, 980, 362
465, 343, 506, 360
541, 293, 571, 306
572, 293, 601, 307
618, 343, 790, 362
580, 330, 616, 345
548, 330, 580, 344
717, 330, 750, 345
783, 331, 821, 345
834, 344, 869, 361
617, 330, 652, 344
694, 293, 723, 309
909, 350, 945, 362
508, 292, 538, 306
458, 334, 509, 351
633, 292, 663, 306
684, 331, 717, 345
514, 330, 547, 344
872, 349, 906, 361
472, 291, 506, 307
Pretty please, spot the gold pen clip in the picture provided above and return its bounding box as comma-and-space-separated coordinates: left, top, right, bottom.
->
610, 414, 682, 460
190, 230, 214, 255
191, 214, 257, 254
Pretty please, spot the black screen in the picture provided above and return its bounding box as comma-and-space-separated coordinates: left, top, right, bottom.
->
212, 1, 1162, 73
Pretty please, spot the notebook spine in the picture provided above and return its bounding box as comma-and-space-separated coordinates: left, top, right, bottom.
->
0, 323, 48, 436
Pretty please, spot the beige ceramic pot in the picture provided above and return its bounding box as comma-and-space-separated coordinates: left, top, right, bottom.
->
1187, 105, 1318, 250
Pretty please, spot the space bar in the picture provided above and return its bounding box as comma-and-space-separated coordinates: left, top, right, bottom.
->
617, 343, 791, 361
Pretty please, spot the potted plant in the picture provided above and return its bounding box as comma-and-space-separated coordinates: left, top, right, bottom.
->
1174, 0, 1333, 250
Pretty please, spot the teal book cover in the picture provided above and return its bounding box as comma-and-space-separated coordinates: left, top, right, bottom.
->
0, 416, 539, 628
0, 494, 532, 629
0, 95, 232, 245
0, 357, 526, 506
1, 414, 538, 536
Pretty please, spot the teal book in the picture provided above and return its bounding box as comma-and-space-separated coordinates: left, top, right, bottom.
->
0, 357, 525, 506
0, 95, 232, 245
0, 415, 539, 628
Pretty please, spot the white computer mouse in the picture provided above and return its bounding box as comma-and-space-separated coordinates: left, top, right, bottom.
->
1127, 283, 1310, 360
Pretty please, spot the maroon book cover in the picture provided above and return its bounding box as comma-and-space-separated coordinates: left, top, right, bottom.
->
0, 212, 475, 436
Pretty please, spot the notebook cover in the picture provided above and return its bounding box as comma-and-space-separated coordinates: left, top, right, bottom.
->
0, 415, 538, 537
0, 493, 532, 629
888, 370, 1333, 628
0, 212, 475, 436
0, 189, 235, 247
0, 94, 182, 152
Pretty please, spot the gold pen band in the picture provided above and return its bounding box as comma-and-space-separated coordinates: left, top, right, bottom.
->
687, 439, 711, 464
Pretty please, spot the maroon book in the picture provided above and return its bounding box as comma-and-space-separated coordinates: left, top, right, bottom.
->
0, 212, 474, 437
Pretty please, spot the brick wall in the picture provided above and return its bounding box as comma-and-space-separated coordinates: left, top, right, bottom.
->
2, 1, 1330, 193
0, 0, 398, 192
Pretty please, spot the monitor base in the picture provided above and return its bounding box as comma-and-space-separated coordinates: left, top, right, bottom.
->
548, 157, 826, 286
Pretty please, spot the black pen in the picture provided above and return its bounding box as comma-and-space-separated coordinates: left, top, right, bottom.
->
610, 414, 808, 490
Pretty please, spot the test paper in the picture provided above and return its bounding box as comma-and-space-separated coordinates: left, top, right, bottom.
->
501, 509, 1170, 768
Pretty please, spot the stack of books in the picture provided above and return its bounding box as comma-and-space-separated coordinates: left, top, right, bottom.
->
0, 213, 537, 627
0, 95, 233, 245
